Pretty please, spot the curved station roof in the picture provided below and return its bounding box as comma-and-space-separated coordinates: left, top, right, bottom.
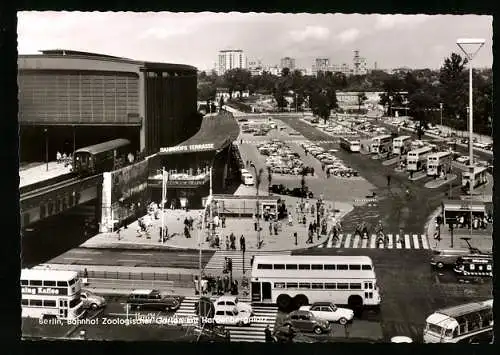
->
159, 111, 240, 155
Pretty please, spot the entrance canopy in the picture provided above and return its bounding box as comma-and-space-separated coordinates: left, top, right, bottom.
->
442, 199, 487, 224
203, 194, 280, 217
159, 111, 239, 155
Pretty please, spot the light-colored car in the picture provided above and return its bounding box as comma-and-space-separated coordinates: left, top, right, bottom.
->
213, 296, 253, 315
213, 306, 251, 326
456, 156, 470, 164
300, 302, 354, 325
80, 290, 107, 310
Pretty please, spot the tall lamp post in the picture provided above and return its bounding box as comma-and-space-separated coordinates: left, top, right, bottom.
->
161, 168, 168, 243
250, 163, 263, 249
456, 38, 485, 239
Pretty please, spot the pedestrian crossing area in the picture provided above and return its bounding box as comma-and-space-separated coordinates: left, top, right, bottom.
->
317, 233, 429, 250
175, 296, 278, 342
203, 250, 291, 274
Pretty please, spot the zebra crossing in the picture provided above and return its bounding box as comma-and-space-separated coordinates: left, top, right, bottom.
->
203, 250, 291, 274
317, 233, 430, 250
175, 295, 278, 342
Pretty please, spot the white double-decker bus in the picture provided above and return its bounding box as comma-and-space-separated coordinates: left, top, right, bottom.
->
406, 146, 432, 172
250, 255, 381, 312
392, 135, 412, 155
423, 299, 493, 343
370, 134, 392, 154
461, 165, 488, 190
339, 137, 361, 153
427, 151, 452, 177
21, 268, 85, 320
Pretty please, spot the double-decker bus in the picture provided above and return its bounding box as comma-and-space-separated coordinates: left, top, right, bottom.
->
21, 269, 85, 320
250, 255, 381, 312
406, 146, 432, 172
339, 137, 361, 153
423, 299, 493, 343
454, 254, 493, 277
392, 135, 412, 155
427, 151, 452, 177
370, 135, 392, 154
461, 165, 488, 191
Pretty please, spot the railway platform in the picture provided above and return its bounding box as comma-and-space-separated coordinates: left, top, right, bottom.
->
19, 161, 72, 188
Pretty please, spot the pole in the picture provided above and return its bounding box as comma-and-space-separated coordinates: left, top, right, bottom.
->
440, 103, 443, 128
73, 125, 76, 156
45, 128, 48, 171
161, 168, 167, 243
209, 167, 213, 241
468, 62, 473, 240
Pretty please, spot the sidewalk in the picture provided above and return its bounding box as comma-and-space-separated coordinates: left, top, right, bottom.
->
81, 198, 353, 252
425, 207, 493, 252
424, 174, 458, 189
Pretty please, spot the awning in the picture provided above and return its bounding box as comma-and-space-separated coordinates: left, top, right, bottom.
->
442, 199, 486, 213
159, 111, 239, 155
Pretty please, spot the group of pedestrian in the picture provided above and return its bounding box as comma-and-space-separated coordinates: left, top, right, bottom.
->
224, 233, 237, 250
194, 275, 239, 296
268, 220, 279, 236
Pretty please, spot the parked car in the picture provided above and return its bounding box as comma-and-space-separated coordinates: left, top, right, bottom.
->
126, 289, 181, 312
290, 187, 314, 199
299, 302, 354, 325
269, 184, 289, 195
430, 249, 476, 269
213, 306, 251, 326
282, 310, 331, 335
213, 296, 253, 315
80, 290, 107, 310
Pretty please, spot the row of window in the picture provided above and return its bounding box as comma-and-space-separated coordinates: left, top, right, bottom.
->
256, 263, 373, 271
273, 281, 373, 290
22, 299, 56, 307
20, 279, 76, 287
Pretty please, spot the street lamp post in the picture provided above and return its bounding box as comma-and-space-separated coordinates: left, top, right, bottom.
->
457, 38, 485, 240
161, 168, 168, 243
439, 103, 443, 128
250, 163, 262, 249
44, 128, 48, 171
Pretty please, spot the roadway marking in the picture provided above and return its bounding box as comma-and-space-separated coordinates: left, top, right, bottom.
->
63, 257, 91, 261
395, 235, 402, 249
369, 235, 376, 248
421, 234, 429, 249
70, 250, 102, 255
404, 234, 411, 249
177, 254, 195, 257
123, 252, 153, 256
117, 259, 142, 263
326, 234, 334, 248
352, 235, 360, 248
387, 234, 393, 249
413, 234, 420, 249
344, 234, 351, 248
334, 235, 342, 248
361, 237, 368, 248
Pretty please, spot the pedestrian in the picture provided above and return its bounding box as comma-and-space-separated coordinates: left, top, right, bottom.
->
269, 222, 273, 235
230, 234, 236, 250
273, 222, 278, 235
184, 225, 191, 238
116, 227, 121, 240
225, 235, 230, 250
201, 277, 208, 295
288, 213, 293, 226
387, 174, 391, 188
82, 268, 89, 286
223, 275, 230, 293
216, 276, 223, 295
265, 325, 273, 343
221, 216, 226, 228
302, 215, 306, 225
253, 214, 258, 231
194, 276, 200, 295
56, 151, 62, 163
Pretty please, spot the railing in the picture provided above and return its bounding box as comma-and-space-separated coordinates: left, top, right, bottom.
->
78, 270, 194, 287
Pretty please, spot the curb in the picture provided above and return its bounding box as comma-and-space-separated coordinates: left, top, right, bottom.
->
424, 175, 457, 189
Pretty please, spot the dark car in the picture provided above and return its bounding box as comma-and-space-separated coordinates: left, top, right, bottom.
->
126, 289, 181, 312
282, 310, 331, 335
290, 187, 314, 199
269, 184, 288, 195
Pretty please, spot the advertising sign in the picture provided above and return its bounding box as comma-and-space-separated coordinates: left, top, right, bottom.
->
111, 160, 149, 204
160, 143, 215, 154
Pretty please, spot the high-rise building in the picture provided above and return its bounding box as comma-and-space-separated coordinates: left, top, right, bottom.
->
217, 49, 247, 75
312, 58, 330, 76
248, 59, 264, 76
352, 50, 368, 75
280, 57, 296, 70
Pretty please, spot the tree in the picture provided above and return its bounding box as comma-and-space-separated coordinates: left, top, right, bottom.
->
408, 90, 437, 139
379, 75, 405, 116
218, 96, 224, 110
273, 84, 288, 111
281, 67, 291, 77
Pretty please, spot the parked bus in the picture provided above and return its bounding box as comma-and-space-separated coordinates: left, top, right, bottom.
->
454, 254, 493, 277
406, 146, 433, 172
250, 255, 381, 312
423, 299, 493, 343
370, 135, 392, 154
461, 165, 488, 191
339, 137, 361, 153
392, 135, 412, 155
21, 268, 85, 320
427, 151, 452, 177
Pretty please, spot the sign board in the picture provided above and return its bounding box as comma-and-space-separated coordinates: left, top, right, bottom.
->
21, 286, 68, 295
160, 143, 215, 154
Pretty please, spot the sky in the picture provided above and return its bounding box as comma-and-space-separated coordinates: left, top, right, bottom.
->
17, 12, 493, 71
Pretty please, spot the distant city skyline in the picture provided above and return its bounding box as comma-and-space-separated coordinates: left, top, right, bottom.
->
17, 12, 493, 71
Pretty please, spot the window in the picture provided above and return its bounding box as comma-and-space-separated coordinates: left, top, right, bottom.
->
362, 265, 372, 270
300, 314, 311, 321
274, 282, 285, 289
69, 279, 76, 286
487, 265, 492, 271
299, 283, 311, 289
337, 283, 349, 290
21, 280, 28, 286
31, 299, 43, 307
257, 264, 272, 270
69, 297, 81, 308
286, 264, 298, 270
349, 265, 361, 270
311, 283, 323, 289
470, 264, 475, 270
286, 282, 298, 289
337, 265, 348, 270
31, 280, 42, 286
274, 264, 285, 270
291, 314, 299, 320
43, 300, 56, 307
22, 299, 28, 305
324, 264, 335, 270
216, 301, 224, 306
324, 283, 336, 289
43, 280, 56, 287
321, 306, 333, 312
216, 311, 224, 316
311, 265, 323, 270
57, 281, 68, 287
227, 301, 236, 306
350, 283, 362, 290
298, 264, 311, 270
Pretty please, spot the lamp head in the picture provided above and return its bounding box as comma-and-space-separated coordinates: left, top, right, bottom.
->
456, 38, 485, 45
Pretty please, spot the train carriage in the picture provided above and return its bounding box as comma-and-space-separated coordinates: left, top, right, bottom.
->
73, 139, 131, 176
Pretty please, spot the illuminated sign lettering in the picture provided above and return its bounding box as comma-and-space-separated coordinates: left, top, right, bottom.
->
21, 287, 64, 295
160, 143, 215, 153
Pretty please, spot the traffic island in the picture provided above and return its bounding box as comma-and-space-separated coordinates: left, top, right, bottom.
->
408, 171, 427, 181
382, 157, 401, 166
424, 174, 457, 189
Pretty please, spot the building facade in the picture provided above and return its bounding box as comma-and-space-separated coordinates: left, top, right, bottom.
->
247, 59, 264, 76
217, 49, 247, 75
312, 58, 330, 76
280, 57, 296, 70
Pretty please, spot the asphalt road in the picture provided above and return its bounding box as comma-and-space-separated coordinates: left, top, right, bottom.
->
293, 247, 492, 342
279, 116, 464, 234
48, 247, 213, 269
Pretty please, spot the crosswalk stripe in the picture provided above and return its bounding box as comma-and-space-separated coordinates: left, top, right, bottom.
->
352, 234, 360, 248
334, 234, 342, 248
361, 237, 368, 248
387, 234, 393, 249
404, 234, 411, 249
326, 233, 333, 248
344, 234, 352, 248
421, 234, 429, 249
413, 234, 420, 249
396, 235, 402, 249
369, 235, 376, 248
